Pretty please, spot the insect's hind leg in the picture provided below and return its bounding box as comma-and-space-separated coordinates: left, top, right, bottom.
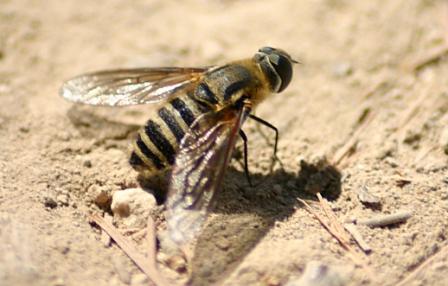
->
248, 114, 284, 171
239, 130, 253, 187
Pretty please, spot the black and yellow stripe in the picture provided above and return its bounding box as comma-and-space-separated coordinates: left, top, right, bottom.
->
158, 107, 185, 143
129, 91, 215, 172
170, 97, 197, 126
133, 133, 164, 169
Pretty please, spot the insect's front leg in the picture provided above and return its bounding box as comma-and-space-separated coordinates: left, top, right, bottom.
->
248, 114, 284, 172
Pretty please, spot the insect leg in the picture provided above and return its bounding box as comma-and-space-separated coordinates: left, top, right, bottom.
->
248, 114, 282, 170
239, 129, 253, 187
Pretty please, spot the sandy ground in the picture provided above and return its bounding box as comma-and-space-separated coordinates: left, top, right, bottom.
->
1, 0, 448, 285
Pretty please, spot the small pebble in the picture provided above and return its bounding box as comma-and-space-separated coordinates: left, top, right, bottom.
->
19, 126, 30, 133
331, 62, 353, 77
111, 188, 157, 228
57, 131, 71, 141
56, 194, 69, 206
83, 159, 92, 168
384, 157, 399, 168
166, 255, 187, 273
403, 130, 421, 145
357, 185, 381, 205
43, 195, 58, 209
92, 186, 112, 209
395, 178, 411, 188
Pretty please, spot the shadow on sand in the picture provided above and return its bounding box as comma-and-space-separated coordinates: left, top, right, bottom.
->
187, 160, 342, 286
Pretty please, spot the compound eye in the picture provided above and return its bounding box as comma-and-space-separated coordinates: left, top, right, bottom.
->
271, 54, 293, 92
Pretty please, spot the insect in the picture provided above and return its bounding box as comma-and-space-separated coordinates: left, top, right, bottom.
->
60, 47, 297, 246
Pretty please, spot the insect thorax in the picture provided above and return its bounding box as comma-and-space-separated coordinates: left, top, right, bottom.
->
199, 64, 255, 107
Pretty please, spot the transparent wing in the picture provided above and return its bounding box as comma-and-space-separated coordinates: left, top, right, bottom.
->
60, 67, 211, 106
166, 105, 249, 246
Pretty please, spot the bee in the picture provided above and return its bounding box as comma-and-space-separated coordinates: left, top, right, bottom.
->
60, 47, 297, 246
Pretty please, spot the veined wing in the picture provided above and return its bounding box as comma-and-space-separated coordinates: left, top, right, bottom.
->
60, 67, 211, 106
166, 104, 249, 246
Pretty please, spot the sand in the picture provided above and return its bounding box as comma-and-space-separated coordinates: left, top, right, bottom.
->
1, 0, 447, 285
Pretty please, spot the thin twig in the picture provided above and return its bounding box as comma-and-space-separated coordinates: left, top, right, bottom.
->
298, 198, 364, 267
315, 194, 372, 272
344, 223, 372, 254
395, 243, 448, 286
298, 198, 349, 249
362, 80, 389, 100
100, 214, 113, 247
357, 210, 413, 228
298, 195, 375, 281
89, 213, 170, 286
407, 44, 448, 72
316, 193, 351, 243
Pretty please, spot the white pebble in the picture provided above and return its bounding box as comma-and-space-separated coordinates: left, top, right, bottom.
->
111, 188, 157, 228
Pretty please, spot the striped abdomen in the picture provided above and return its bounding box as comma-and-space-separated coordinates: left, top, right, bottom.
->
129, 91, 212, 172
129, 64, 253, 173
